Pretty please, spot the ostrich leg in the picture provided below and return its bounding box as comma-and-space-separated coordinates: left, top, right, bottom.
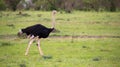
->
37, 39, 44, 56
25, 35, 34, 55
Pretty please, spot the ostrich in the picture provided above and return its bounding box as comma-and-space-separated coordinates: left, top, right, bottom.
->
18, 10, 57, 57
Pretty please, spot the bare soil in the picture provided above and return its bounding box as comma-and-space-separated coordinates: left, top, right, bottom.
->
0, 34, 120, 39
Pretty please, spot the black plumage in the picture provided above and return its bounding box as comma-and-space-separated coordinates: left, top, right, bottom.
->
21, 24, 54, 38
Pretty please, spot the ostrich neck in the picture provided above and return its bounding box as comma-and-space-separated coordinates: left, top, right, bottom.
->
51, 14, 56, 28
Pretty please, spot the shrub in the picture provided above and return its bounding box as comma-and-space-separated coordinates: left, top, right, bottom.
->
0, 0, 6, 11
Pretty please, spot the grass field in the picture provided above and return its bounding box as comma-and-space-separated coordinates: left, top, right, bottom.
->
0, 11, 120, 67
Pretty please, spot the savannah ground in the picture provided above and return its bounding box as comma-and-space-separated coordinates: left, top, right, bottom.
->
0, 11, 120, 67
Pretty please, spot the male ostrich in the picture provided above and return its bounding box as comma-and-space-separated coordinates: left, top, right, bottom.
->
18, 10, 57, 56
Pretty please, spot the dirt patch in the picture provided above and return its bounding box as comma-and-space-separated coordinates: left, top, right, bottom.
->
0, 34, 17, 39
0, 34, 120, 39
50, 35, 120, 38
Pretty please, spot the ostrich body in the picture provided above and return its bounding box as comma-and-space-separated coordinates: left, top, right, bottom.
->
18, 10, 57, 56
21, 24, 54, 38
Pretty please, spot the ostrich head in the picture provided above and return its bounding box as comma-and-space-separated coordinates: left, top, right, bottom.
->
52, 10, 57, 15
51, 10, 57, 28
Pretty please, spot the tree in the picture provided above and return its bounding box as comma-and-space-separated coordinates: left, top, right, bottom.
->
4, 0, 21, 11
1, 0, 119, 11
109, 0, 116, 12
0, 0, 6, 10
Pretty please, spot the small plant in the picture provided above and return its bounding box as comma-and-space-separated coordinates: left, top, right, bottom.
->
17, 33, 27, 39
0, 42, 12, 46
19, 63, 26, 67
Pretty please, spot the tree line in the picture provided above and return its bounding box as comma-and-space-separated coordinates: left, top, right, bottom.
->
0, 0, 120, 12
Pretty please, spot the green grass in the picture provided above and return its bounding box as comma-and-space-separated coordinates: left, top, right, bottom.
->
0, 38, 120, 67
0, 11, 120, 36
0, 11, 120, 67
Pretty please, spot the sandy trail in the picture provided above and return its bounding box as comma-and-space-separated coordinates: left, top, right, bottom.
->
0, 34, 120, 39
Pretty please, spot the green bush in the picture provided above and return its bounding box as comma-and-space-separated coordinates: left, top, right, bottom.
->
0, 0, 6, 11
